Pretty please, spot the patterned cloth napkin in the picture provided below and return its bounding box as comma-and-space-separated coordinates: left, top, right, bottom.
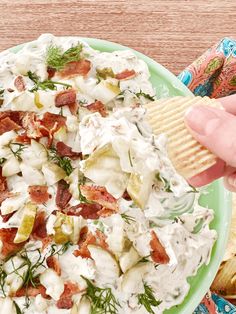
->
178, 37, 236, 314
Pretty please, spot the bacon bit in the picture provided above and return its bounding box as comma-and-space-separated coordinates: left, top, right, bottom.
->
47, 66, 56, 79
86, 100, 107, 117
14, 285, 50, 299
40, 112, 66, 130
1, 211, 15, 223
115, 69, 136, 80
22, 112, 42, 139
0, 110, 25, 125
0, 169, 12, 205
97, 207, 116, 218
80, 185, 118, 211
0, 169, 7, 192
150, 230, 170, 264
55, 89, 76, 107
14, 75, 26, 92
42, 235, 53, 250
74, 228, 108, 259
56, 142, 81, 160
56, 281, 80, 309
0, 117, 21, 135
73, 231, 96, 258
28, 185, 50, 204
55, 89, 78, 116
122, 190, 132, 201
15, 133, 31, 144
66, 203, 102, 219
56, 180, 72, 209
46, 256, 61, 276
58, 60, 91, 78
32, 211, 48, 240
0, 228, 26, 258
95, 229, 109, 250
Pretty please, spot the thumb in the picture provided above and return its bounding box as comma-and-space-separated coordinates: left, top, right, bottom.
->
184, 105, 236, 167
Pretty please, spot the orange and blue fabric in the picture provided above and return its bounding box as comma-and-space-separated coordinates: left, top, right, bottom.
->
179, 37, 236, 314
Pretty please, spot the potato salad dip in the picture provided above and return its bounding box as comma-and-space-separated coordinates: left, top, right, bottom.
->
0, 34, 216, 314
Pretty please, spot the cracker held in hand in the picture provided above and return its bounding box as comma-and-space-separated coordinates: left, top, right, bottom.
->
144, 96, 222, 179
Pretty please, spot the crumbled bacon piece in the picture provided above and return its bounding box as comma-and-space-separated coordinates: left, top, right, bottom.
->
14, 75, 25, 92
46, 256, 61, 276
47, 66, 56, 79
14, 285, 50, 299
56, 142, 81, 160
115, 69, 136, 80
0, 228, 26, 258
0, 110, 25, 125
32, 211, 48, 240
58, 60, 91, 78
122, 190, 132, 201
56, 281, 80, 309
15, 133, 31, 144
28, 185, 50, 204
21, 112, 42, 139
73, 231, 96, 258
0, 117, 21, 135
56, 180, 72, 209
0, 169, 12, 206
73, 227, 108, 259
55, 89, 76, 107
1, 211, 15, 223
66, 203, 102, 219
97, 207, 116, 218
86, 100, 107, 117
150, 230, 170, 264
80, 185, 118, 211
40, 112, 66, 130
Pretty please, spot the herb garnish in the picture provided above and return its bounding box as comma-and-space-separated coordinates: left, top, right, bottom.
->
50, 242, 72, 256
13, 301, 23, 314
49, 147, 73, 175
46, 44, 83, 71
155, 173, 172, 193
138, 283, 162, 314
121, 213, 135, 224
135, 91, 155, 101
9, 143, 26, 161
82, 276, 120, 314
0, 157, 6, 165
27, 71, 72, 92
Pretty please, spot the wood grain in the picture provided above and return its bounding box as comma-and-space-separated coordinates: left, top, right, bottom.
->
0, 0, 235, 74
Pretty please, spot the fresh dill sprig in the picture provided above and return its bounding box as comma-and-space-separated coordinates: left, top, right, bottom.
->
135, 90, 155, 101
81, 276, 120, 314
121, 213, 135, 224
0, 264, 7, 297
0, 157, 6, 165
46, 44, 83, 71
20, 249, 46, 289
50, 242, 72, 257
139, 255, 151, 263
155, 173, 172, 193
49, 147, 73, 176
27, 71, 72, 92
138, 283, 162, 314
13, 301, 23, 314
9, 143, 26, 161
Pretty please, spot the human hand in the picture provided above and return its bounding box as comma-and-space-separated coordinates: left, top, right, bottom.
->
184, 94, 236, 191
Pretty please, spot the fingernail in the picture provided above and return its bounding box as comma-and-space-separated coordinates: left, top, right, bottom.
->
185, 106, 221, 136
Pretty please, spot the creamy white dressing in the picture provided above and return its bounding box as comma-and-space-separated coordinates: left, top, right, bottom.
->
0, 34, 216, 314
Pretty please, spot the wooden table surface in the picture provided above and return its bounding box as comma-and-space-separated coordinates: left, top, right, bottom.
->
0, 0, 235, 75
0, 0, 236, 300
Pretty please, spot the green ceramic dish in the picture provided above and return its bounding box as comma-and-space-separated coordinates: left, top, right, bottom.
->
10, 38, 232, 314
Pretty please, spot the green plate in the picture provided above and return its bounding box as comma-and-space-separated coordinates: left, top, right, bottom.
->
10, 37, 232, 314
